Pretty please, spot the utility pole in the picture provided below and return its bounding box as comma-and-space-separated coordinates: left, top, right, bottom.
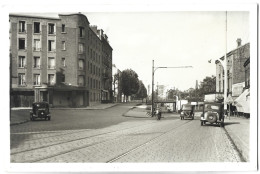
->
152, 60, 154, 116
151, 60, 192, 116
224, 11, 228, 116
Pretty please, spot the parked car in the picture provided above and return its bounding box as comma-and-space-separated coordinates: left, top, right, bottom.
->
30, 102, 51, 121
180, 104, 195, 120
200, 102, 224, 127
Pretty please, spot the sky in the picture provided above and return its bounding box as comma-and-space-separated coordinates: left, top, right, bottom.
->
85, 11, 250, 91
5, 4, 251, 92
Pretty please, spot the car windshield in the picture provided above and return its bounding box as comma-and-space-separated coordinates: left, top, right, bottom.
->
205, 104, 220, 110
34, 103, 48, 108
182, 105, 192, 110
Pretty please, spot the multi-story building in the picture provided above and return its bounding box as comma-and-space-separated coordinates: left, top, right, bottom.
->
9, 13, 113, 107
215, 39, 250, 115
215, 39, 250, 96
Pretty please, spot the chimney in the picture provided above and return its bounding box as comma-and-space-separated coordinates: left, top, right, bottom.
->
236, 38, 242, 47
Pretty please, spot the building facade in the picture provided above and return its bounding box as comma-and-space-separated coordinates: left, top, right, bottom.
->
215, 39, 250, 96
215, 39, 250, 115
10, 13, 113, 107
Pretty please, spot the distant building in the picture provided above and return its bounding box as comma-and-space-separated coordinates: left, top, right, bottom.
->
112, 64, 122, 103
9, 13, 113, 107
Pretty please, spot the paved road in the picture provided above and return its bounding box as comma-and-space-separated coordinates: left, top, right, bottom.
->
10, 109, 241, 163
10, 103, 139, 133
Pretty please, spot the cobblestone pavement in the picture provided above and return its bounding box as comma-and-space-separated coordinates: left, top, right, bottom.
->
11, 116, 242, 163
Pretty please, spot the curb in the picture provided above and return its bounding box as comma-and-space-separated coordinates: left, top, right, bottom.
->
121, 103, 146, 118
223, 127, 247, 162
223, 116, 249, 162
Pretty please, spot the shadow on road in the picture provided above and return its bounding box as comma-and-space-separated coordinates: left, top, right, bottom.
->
223, 122, 241, 126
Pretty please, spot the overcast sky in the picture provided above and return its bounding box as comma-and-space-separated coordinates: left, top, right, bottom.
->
10, 10, 250, 92
84, 11, 249, 91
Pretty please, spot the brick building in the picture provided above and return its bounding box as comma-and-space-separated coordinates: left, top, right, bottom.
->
9, 13, 113, 107
215, 39, 250, 115
215, 39, 250, 97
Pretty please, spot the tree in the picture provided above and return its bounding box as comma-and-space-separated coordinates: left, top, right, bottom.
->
121, 69, 140, 102
136, 80, 148, 102
198, 75, 216, 95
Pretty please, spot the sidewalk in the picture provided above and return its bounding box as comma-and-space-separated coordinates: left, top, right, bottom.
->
124, 105, 250, 162
223, 116, 250, 162
10, 103, 118, 125
123, 105, 149, 118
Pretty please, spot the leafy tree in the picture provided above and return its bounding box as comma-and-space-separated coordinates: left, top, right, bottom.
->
198, 75, 216, 95
136, 80, 148, 102
121, 69, 140, 102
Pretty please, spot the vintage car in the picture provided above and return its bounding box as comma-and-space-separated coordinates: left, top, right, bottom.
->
180, 104, 195, 120
30, 102, 51, 121
200, 102, 224, 127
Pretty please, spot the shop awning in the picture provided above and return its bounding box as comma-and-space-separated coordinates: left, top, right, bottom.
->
234, 89, 250, 113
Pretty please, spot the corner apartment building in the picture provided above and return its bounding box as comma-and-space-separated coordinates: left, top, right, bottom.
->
10, 13, 113, 107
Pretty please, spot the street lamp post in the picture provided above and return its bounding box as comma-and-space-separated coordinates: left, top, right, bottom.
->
151, 60, 192, 116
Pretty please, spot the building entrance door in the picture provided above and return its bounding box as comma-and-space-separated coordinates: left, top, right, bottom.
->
40, 91, 48, 102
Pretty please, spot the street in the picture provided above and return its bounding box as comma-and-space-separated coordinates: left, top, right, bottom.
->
10, 103, 242, 163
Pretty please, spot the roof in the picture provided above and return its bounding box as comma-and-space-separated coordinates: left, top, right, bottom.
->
215, 42, 250, 64
9, 13, 60, 20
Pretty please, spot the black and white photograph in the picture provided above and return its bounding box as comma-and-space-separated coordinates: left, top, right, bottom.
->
2, 0, 258, 173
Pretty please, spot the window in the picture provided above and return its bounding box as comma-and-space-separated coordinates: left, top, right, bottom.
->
48, 57, 55, 69
18, 56, 26, 68
78, 59, 84, 70
48, 40, 55, 51
62, 41, 66, 50
48, 23, 55, 34
34, 22, 40, 33
18, 73, 26, 85
33, 74, 41, 85
33, 57, 40, 68
18, 21, 26, 32
19, 38, 25, 50
79, 27, 85, 37
48, 74, 55, 85
78, 43, 84, 53
61, 58, 66, 67
61, 74, 65, 83
62, 24, 65, 33
90, 78, 92, 89
78, 75, 84, 86
33, 39, 41, 51
90, 63, 92, 74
